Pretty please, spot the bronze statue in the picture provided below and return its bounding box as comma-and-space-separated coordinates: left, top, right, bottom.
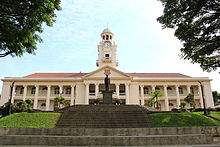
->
104, 75, 110, 91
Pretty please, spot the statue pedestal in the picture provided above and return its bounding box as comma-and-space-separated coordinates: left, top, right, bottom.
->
102, 90, 113, 104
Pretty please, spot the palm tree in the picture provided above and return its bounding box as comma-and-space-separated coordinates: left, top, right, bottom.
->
148, 90, 164, 109
54, 96, 65, 108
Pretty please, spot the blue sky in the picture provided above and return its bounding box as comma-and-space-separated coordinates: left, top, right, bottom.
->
0, 0, 219, 92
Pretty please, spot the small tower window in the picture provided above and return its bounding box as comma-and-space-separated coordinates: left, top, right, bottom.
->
106, 35, 109, 40
105, 54, 110, 59
110, 35, 112, 40
102, 35, 105, 40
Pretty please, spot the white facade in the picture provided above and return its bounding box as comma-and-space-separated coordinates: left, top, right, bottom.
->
0, 29, 214, 111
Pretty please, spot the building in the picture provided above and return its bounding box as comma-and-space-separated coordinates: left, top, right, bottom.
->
0, 28, 214, 111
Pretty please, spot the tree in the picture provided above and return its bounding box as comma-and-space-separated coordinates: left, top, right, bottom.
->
184, 93, 196, 108
0, 0, 61, 58
147, 90, 164, 109
157, 0, 220, 72
212, 91, 220, 105
54, 96, 69, 109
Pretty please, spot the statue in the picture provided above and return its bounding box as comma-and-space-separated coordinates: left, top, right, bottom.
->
104, 75, 110, 91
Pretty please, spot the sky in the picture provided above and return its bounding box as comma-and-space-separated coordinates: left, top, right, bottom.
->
0, 0, 219, 92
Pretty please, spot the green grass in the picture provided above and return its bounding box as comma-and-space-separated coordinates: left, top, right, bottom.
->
148, 112, 220, 127
0, 112, 61, 128
209, 111, 220, 119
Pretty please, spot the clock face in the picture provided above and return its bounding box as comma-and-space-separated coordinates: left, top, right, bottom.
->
104, 42, 111, 48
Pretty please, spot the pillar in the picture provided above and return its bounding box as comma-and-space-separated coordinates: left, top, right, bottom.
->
140, 85, 144, 105
70, 85, 75, 105
198, 84, 204, 108
175, 85, 180, 108
33, 85, 39, 109
23, 85, 27, 101
46, 85, 51, 111
11, 86, 16, 104
163, 85, 169, 111
59, 85, 63, 95
187, 85, 191, 94
85, 83, 89, 104
116, 83, 120, 99
95, 83, 99, 99
151, 85, 155, 92
125, 83, 130, 104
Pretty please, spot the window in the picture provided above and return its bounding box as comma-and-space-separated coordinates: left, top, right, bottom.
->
31, 87, 36, 95
20, 87, 24, 94
155, 87, 160, 90
54, 88, 59, 95
110, 35, 112, 40
167, 87, 172, 90
41, 103, 46, 107
66, 88, 71, 95
102, 35, 105, 40
105, 54, 110, 59
169, 103, 174, 106
190, 87, 194, 94
42, 87, 47, 90
106, 35, 109, 40
144, 87, 149, 94
179, 87, 183, 94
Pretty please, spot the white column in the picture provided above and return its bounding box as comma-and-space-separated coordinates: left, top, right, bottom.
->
11, 86, 16, 104
33, 85, 39, 109
46, 85, 51, 111
59, 85, 63, 95
85, 83, 89, 104
95, 83, 99, 99
187, 85, 191, 94
70, 85, 75, 105
140, 85, 144, 105
198, 85, 204, 108
23, 85, 27, 101
175, 85, 180, 108
116, 83, 120, 99
151, 85, 155, 92
163, 85, 169, 111
125, 83, 130, 104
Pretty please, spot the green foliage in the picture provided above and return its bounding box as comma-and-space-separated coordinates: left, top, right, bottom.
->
148, 112, 220, 127
184, 93, 196, 108
212, 91, 220, 105
114, 98, 121, 105
0, 0, 61, 58
15, 99, 33, 112
147, 90, 164, 108
157, 0, 220, 72
179, 102, 187, 112
54, 96, 69, 109
0, 101, 16, 117
94, 98, 100, 104
0, 112, 61, 128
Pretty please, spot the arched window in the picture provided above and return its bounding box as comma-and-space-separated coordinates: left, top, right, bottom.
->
41, 103, 46, 107
110, 35, 112, 40
190, 87, 194, 94
65, 88, 71, 95
102, 35, 105, 40
106, 35, 109, 40
144, 87, 149, 94
20, 87, 24, 94
179, 87, 183, 94
54, 88, 59, 95
31, 87, 36, 95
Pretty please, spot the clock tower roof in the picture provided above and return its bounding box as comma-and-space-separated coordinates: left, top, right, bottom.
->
101, 28, 114, 35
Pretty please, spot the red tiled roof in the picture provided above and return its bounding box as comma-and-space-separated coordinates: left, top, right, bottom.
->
127, 73, 191, 78
24, 73, 88, 78
24, 73, 191, 78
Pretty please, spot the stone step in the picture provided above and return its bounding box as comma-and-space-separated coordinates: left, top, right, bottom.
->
0, 127, 209, 136
0, 134, 213, 146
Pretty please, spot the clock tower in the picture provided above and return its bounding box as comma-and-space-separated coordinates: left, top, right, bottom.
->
96, 28, 119, 68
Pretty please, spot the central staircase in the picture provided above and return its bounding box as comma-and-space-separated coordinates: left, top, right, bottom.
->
56, 105, 151, 128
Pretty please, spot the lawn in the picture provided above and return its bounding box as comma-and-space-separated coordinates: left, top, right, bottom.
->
209, 111, 220, 119
148, 112, 220, 127
0, 112, 61, 128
